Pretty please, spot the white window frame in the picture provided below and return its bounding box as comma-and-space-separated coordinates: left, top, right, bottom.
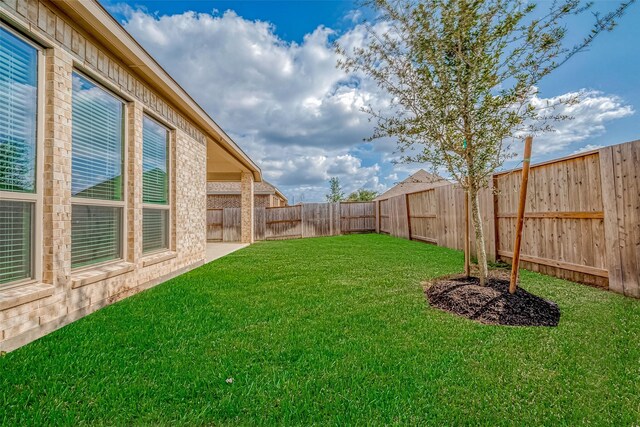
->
141, 112, 174, 255
69, 69, 128, 271
0, 23, 44, 288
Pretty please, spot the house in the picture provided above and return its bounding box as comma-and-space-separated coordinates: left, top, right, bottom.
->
374, 169, 450, 201
207, 180, 288, 209
0, 0, 263, 351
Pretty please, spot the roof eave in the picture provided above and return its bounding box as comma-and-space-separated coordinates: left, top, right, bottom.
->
55, 0, 262, 181
274, 189, 288, 203
262, 180, 288, 203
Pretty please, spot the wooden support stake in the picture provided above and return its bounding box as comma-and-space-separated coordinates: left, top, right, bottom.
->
492, 175, 500, 264
509, 136, 533, 294
464, 190, 470, 277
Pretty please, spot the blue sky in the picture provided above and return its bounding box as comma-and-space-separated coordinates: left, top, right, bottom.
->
103, 1, 639, 202
107, 1, 360, 42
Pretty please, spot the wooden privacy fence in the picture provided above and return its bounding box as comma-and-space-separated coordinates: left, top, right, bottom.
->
207, 202, 376, 243
377, 139, 640, 298
379, 185, 476, 252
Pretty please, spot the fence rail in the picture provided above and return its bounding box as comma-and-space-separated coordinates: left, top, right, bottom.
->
376, 139, 640, 298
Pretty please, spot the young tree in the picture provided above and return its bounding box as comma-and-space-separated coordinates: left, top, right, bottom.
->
325, 177, 345, 202
347, 188, 379, 201
337, 0, 633, 285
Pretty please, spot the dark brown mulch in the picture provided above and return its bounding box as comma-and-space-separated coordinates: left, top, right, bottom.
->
425, 274, 560, 327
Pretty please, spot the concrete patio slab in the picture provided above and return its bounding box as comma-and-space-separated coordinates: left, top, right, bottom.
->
205, 243, 249, 263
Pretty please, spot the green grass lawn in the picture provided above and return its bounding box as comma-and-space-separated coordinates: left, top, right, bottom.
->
1, 234, 639, 425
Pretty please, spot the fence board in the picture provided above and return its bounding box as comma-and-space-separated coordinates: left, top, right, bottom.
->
340, 202, 376, 233
265, 205, 302, 240
379, 199, 390, 234
435, 185, 466, 250
302, 203, 333, 238
473, 186, 496, 262
600, 146, 623, 293
599, 141, 640, 297
254, 207, 266, 241
386, 195, 410, 239
222, 208, 241, 242
407, 189, 437, 244
331, 202, 342, 236
206, 209, 223, 241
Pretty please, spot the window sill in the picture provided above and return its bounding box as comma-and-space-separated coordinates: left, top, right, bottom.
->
71, 261, 135, 289
0, 282, 55, 311
141, 251, 177, 268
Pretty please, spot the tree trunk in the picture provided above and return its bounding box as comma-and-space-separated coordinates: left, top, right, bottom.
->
469, 184, 488, 286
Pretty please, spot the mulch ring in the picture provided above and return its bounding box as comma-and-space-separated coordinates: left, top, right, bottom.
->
424, 272, 560, 327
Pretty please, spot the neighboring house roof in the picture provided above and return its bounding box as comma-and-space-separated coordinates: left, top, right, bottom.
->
207, 180, 288, 203
374, 169, 450, 201
54, 0, 262, 181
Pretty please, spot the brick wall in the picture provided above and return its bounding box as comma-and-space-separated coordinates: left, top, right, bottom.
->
0, 0, 207, 351
208, 195, 241, 209
207, 194, 275, 208
207, 181, 280, 193
255, 195, 271, 208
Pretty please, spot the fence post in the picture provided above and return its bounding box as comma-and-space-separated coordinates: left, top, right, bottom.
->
330, 203, 334, 236
301, 203, 305, 238
405, 194, 412, 240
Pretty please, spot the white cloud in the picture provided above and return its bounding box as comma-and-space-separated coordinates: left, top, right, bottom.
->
119, 7, 634, 201
526, 89, 634, 154
344, 9, 363, 23
124, 10, 385, 150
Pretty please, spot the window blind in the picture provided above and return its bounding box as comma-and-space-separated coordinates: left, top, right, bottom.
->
142, 116, 169, 253
143, 208, 168, 253
0, 27, 38, 286
0, 201, 33, 284
71, 72, 123, 201
0, 27, 37, 193
71, 72, 124, 268
71, 205, 121, 268
142, 116, 168, 204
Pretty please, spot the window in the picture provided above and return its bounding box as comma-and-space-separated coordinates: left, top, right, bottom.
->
0, 26, 38, 285
142, 115, 170, 254
71, 72, 124, 268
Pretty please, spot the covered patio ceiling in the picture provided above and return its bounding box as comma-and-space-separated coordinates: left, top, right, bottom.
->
207, 137, 262, 182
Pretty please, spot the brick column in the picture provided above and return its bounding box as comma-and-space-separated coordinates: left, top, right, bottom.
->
43, 47, 73, 292
127, 102, 144, 264
240, 172, 254, 243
